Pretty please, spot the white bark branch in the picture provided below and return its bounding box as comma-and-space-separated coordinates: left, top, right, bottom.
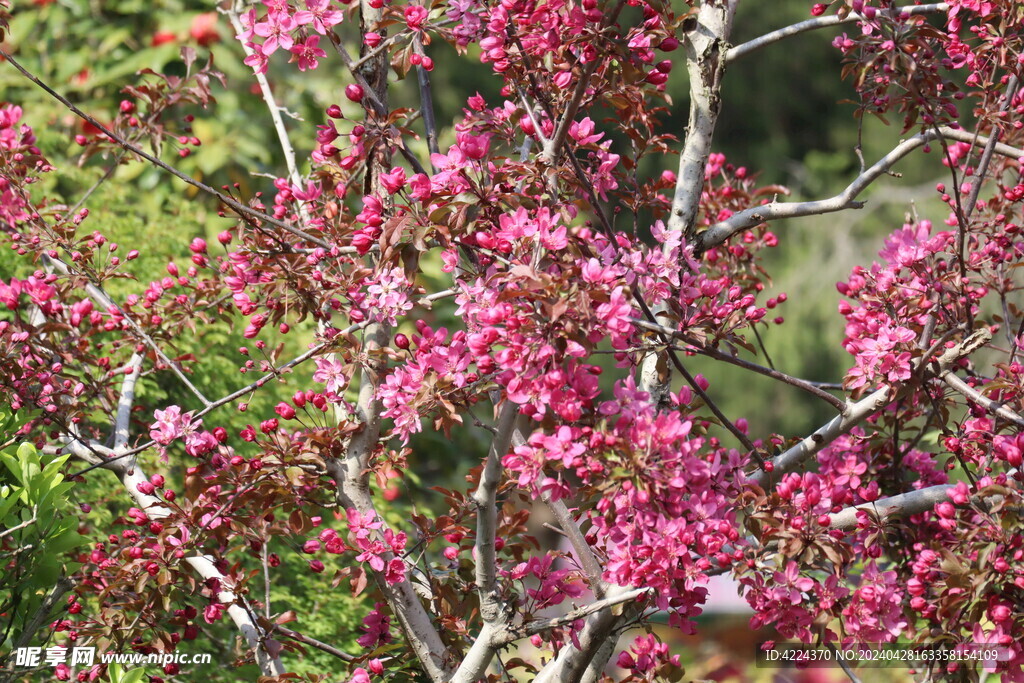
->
497, 586, 651, 647
113, 354, 143, 449
751, 329, 992, 489
940, 373, 1024, 428
323, 322, 454, 683
666, 0, 737, 241
727, 4, 950, 63
541, 496, 607, 599
697, 127, 1024, 253
829, 481, 1011, 531
829, 484, 954, 531
226, 3, 305, 190
473, 400, 518, 623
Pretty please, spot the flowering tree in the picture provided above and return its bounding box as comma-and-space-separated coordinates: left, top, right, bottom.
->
2, 0, 1024, 680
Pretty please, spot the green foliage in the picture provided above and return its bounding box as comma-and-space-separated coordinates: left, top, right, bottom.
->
0, 430, 83, 656
105, 663, 147, 683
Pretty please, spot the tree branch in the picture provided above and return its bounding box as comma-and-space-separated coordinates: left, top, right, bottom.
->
496, 586, 651, 647
631, 318, 847, 411
113, 354, 143, 449
829, 480, 1011, 531
963, 77, 1018, 220
541, 496, 607, 598
0, 49, 333, 250
273, 625, 355, 662
668, 0, 737, 242
226, 2, 305, 189
829, 484, 953, 530
473, 400, 519, 623
696, 126, 1024, 254
940, 372, 1024, 428
412, 37, 440, 160
726, 4, 950, 63
751, 329, 992, 489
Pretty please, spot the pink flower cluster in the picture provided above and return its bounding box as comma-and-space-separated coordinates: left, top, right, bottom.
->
149, 405, 218, 457
238, 0, 341, 73
346, 509, 407, 585
838, 220, 955, 391
506, 552, 585, 611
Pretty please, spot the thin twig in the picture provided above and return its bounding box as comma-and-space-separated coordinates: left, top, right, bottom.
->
493, 587, 652, 646
697, 126, 1024, 253
632, 319, 847, 411
727, 4, 949, 63
274, 625, 355, 662
0, 49, 332, 250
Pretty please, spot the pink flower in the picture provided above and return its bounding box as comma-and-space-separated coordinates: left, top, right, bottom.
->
150, 405, 188, 445
203, 603, 224, 624
364, 267, 413, 326
253, 11, 296, 56
569, 117, 603, 145
380, 166, 407, 194
0, 279, 21, 309
294, 0, 344, 34
289, 35, 326, 71
404, 4, 428, 29
357, 603, 392, 649
456, 132, 490, 160
313, 356, 348, 395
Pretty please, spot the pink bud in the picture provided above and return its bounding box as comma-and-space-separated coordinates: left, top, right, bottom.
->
217, 231, 232, 245
345, 84, 365, 102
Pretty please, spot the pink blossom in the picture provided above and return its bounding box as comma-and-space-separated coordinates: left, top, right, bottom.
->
293, 0, 344, 34
253, 11, 296, 56
289, 35, 326, 71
